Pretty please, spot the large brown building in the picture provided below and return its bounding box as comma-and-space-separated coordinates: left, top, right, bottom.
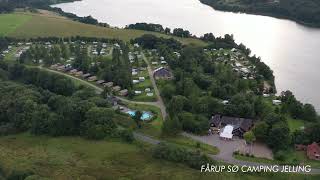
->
209, 114, 254, 138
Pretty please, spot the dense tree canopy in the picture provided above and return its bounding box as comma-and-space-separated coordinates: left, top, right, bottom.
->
0, 62, 134, 140
200, 0, 320, 27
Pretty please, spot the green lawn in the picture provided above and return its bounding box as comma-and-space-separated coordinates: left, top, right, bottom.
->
0, 134, 316, 179
0, 14, 32, 36
287, 117, 304, 132
166, 135, 220, 155
5, 11, 206, 46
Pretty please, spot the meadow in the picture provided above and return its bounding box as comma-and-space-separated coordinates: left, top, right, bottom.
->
0, 133, 319, 180
0, 14, 32, 36
1, 11, 206, 46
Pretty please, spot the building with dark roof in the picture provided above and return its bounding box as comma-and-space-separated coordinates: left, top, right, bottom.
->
209, 114, 254, 138
153, 67, 173, 80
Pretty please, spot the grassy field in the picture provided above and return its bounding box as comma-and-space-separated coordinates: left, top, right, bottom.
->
0, 14, 32, 36
1, 11, 206, 46
287, 117, 304, 132
0, 134, 319, 179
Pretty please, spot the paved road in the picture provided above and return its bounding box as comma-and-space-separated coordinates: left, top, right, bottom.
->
141, 53, 167, 119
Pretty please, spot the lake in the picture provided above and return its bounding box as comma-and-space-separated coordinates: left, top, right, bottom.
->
53, 0, 320, 111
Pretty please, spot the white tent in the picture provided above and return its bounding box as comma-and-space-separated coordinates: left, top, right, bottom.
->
220, 125, 234, 139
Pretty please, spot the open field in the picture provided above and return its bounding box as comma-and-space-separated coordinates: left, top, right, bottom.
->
0, 14, 32, 36
0, 134, 319, 179
1, 12, 206, 46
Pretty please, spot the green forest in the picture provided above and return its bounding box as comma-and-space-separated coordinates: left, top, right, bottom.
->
200, 0, 320, 27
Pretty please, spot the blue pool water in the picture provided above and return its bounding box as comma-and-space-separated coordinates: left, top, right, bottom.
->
126, 110, 152, 120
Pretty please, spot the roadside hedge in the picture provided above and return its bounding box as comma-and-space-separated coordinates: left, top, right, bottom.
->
152, 142, 215, 169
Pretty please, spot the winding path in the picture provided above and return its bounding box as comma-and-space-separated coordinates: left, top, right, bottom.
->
141, 52, 167, 119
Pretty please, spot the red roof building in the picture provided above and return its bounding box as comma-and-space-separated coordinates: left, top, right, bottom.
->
307, 142, 320, 160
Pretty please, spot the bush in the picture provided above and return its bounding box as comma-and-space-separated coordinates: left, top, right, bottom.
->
119, 129, 135, 143
274, 150, 287, 161
152, 143, 215, 169
233, 151, 239, 155
7, 170, 34, 180
0, 164, 4, 176
196, 142, 201, 149
291, 158, 301, 165
24, 175, 50, 180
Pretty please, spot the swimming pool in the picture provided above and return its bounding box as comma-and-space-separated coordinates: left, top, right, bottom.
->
126, 110, 152, 121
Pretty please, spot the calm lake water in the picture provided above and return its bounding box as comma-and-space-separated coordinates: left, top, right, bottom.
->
53, 0, 320, 111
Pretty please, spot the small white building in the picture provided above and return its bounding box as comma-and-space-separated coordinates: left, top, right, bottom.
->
272, 100, 282, 105
133, 80, 140, 84
139, 77, 145, 82
147, 93, 154, 97
161, 61, 167, 65
222, 100, 229, 105
145, 88, 151, 92
114, 43, 120, 48
235, 62, 242, 67
263, 94, 270, 98
135, 91, 142, 95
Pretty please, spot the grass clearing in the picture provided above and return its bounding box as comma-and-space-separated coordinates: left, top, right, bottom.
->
166, 135, 220, 155
0, 14, 32, 36
7, 11, 206, 46
234, 154, 278, 165
1, 134, 316, 179
287, 117, 304, 132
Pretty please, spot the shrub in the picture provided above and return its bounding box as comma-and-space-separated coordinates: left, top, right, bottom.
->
274, 150, 287, 161
7, 170, 34, 180
119, 129, 135, 143
152, 143, 215, 169
196, 142, 201, 149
